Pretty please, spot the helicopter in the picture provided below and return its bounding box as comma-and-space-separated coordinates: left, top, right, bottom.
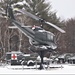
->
0, 1, 65, 69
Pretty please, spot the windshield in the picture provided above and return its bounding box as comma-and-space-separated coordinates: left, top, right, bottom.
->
47, 33, 54, 41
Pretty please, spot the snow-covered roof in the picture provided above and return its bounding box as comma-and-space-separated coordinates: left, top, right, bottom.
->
6, 51, 22, 54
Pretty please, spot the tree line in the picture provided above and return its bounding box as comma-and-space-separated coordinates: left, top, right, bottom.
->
0, 0, 75, 57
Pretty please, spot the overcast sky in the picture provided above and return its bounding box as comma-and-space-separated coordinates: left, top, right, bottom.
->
47, 0, 75, 20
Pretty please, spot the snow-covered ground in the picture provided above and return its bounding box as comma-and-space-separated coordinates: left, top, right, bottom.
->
0, 64, 75, 74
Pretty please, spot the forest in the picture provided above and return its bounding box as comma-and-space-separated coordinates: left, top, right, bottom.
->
0, 0, 75, 58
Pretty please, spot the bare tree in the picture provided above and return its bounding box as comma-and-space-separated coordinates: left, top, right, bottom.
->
65, 18, 75, 53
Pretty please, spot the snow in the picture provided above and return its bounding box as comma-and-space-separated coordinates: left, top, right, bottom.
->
0, 64, 75, 74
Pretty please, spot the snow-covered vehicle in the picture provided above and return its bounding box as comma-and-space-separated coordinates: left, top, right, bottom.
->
6, 51, 38, 66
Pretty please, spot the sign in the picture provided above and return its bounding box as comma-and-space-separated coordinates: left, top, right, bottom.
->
11, 54, 17, 60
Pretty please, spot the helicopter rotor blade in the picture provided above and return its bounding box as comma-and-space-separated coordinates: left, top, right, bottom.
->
14, 8, 40, 21
45, 21, 66, 33
14, 8, 65, 33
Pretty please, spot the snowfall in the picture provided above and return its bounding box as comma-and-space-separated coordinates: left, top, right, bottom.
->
0, 64, 75, 74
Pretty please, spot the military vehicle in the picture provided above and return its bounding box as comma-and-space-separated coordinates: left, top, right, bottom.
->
6, 51, 38, 66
